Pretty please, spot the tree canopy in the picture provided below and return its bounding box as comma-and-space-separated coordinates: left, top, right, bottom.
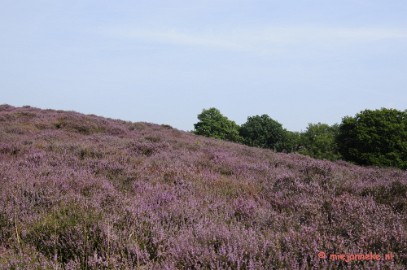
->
193, 107, 407, 170
193, 108, 241, 142
239, 114, 286, 151
299, 123, 340, 161
336, 108, 407, 169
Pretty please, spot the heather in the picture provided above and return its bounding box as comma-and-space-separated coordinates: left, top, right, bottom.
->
0, 105, 406, 269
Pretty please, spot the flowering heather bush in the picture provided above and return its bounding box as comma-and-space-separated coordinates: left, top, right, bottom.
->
0, 104, 406, 269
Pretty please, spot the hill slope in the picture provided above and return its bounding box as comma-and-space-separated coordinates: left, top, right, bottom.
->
0, 105, 406, 269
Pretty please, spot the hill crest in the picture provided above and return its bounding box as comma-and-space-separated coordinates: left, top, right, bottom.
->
0, 105, 406, 269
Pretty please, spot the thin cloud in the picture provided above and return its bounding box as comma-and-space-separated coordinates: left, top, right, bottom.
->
104, 28, 243, 51
102, 26, 407, 54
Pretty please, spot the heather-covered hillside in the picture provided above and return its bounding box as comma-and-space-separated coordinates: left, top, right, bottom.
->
0, 105, 406, 269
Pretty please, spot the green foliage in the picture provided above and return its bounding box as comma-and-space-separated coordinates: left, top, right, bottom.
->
239, 114, 287, 151
280, 130, 302, 153
336, 108, 407, 169
194, 108, 242, 142
193, 107, 406, 168
299, 123, 341, 160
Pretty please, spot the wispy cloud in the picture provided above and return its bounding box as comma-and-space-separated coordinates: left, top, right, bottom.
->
102, 26, 407, 54
104, 28, 243, 50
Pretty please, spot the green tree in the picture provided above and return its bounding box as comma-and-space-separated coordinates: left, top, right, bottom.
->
336, 108, 407, 169
239, 114, 287, 151
279, 130, 302, 153
299, 123, 341, 160
194, 108, 241, 142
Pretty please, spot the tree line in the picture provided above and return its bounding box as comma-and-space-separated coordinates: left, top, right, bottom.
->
193, 107, 407, 170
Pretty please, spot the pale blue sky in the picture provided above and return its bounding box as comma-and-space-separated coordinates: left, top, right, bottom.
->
1, 0, 406, 131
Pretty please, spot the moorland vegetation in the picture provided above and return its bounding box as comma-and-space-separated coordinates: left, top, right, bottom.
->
0, 105, 406, 269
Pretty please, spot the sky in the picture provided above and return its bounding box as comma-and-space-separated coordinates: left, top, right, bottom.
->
1, 0, 407, 132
